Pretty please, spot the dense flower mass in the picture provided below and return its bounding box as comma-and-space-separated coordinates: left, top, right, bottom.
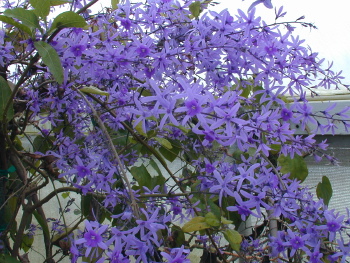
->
1, 0, 350, 262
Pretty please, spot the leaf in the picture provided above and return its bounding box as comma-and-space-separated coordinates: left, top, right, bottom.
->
149, 159, 162, 176
21, 234, 34, 252
130, 164, 152, 189
159, 144, 180, 163
170, 225, 186, 248
80, 86, 109, 97
13, 136, 24, 151
221, 217, 233, 225
33, 210, 50, 241
2, 196, 17, 233
182, 216, 210, 232
74, 209, 81, 215
223, 229, 242, 252
134, 121, 147, 136
111, 0, 119, 9
0, 76, 14, 122
50, 11, 87, 32
154, 137, 172, 149
50, 0, 72, 6
34, 41, 64, 84
30, 0, 51, 18
0, 15, 32, 35
61, 192, 70, 199
0, 254, 21, 263
189, 1, 201, 18
4, 8, 40, 31
278, 154, 308, 182
130, 164, 165, 190
205, 212, 220, 227
316, 176, 333, 206
33, 135, 52, 153
208, 198, 222, 218
81, 194, 93, 218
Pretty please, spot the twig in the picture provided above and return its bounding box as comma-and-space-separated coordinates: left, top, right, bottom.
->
77, 90, 141, 219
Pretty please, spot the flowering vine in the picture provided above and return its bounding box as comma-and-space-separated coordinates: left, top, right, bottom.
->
0, 0, 349, 262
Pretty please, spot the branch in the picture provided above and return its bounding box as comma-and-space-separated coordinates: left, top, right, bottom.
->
25, 187, 80, 213
77, 90, 141, 219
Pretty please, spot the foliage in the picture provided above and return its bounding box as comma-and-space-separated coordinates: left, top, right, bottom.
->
0, 0, 348, 262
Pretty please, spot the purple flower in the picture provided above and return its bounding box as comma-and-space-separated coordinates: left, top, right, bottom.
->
281, 108, 293, 121
316, 210, 344, 241
76, 165, 90, 177
144, 67, 155, 78
75, 221, 109, 257
306, 241, 323, 263
70, 44, 86, 56
121, 19, 132, 30
248, 0, 273, 11
136, 44, 150, 57
73, 156, 96, 178
161, 246, 190, 263
135, 209, 166, 246
185, 99, 201, 116
210, 170, 236, 206
283, 229, 309, 257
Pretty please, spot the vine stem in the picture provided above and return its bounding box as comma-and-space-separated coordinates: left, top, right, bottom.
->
77, 90, 141, 219
260, 153, 284, 239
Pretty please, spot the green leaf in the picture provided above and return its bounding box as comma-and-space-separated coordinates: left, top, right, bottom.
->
13, 136, 24, 151
21, 234, 34, 252
134, 121, 147, 136
74, 209, 81, 215
189, 1, 201, 18
33, 210, 50, 241
34, 41, 64, 84
0, 15, 32, 35
278, 154, 308, 182
170, 225, 186, 248
4, 8, 40, 31
182, 216, 210, 232
111, 0, 119, 9
154, 137, 172, 149
207, 198, 221, 219
50, 0, 72, 6
221, 217, 233, 225
81, 194, 93, 218
223, 229, 242, 252
240, 85, 252, 98
130, 164, 165, 190
61, 192, 70, 199
149, 159, 162, 176
80, 86, 109, 97
316, 176, 333, 206
159, 144, 180, 163
30, 0, 51, 18
2, 197, 17, 232
130, 164, 152, 189
50, 11, 87, 32
205, 212, 220, 227
0, 76, 14, 122
33, 135, 52, 153
0, 254, 21, 263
